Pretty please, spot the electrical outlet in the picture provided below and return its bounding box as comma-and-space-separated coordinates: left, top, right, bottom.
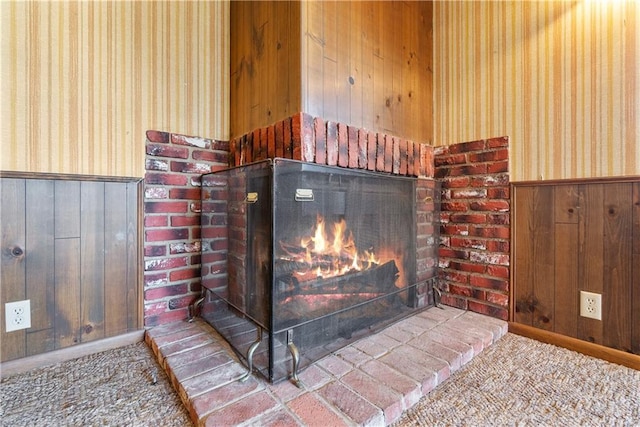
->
580, 291, 602, 321
5, 300, 31, 332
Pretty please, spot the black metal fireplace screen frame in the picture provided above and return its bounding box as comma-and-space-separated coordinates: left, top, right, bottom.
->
200, 158, 439, 384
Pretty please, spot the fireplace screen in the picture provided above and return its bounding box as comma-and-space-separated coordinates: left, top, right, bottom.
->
201, 158, 437, 383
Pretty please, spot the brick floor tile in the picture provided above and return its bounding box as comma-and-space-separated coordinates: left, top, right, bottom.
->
359, 359, 422, 410
190, 376, 263, 421
165, 341, 228, 368
318, 382, 384, 427
335, 345, 372, 367
287, 392, 351, 427
340, 370, 404, 425
180, 362, 247, 401
246, 408, 304, 427
316, 354, 353, 378
202, 390, 280, 427
172, 351, 235, 383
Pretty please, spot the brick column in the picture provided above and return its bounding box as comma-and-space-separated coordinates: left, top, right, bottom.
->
435, 137, 510, 320
144, 131, 229, 326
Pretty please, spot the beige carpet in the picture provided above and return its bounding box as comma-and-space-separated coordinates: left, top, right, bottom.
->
1, 333, 639, 426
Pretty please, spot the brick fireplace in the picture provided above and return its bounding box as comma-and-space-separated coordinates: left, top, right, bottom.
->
143, 118, 510, 330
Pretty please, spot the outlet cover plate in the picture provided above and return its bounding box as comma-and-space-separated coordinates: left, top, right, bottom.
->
5, 300, 31, 332
579, 291, 602, 321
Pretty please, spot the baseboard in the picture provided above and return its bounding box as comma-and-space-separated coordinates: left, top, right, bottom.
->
0, 330, 145, 379
508, 322, 640, 371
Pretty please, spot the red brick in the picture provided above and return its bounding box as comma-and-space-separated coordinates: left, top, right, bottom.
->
469, 275, 509, 291
283, 117, 293, 159
145, 187, 169, 199
467, 300, 508, 320
145, 215, 168, 227
469, 251, 509, 265
469, 225, 510, 238
487, 213, 510, 225
255, 128, 265, 160
144, 256, 188, 272
170, 241, 201, 254
169, 188, 201, 200
291, 113, 302, 161
357, 129, 368, 169
145, 172, 188, 186
144, 272, 168, 287
407, 140, 415, 176
146, 130, 170, 143
391, 137, 400, 174
442, 176, 471, 188
486, 136, 509, 148
486, 291, 509, 307
470, 200, 510, 212
449, 213, 487, 224
486, 240, 510, 253
470, 174, 509, 187
450, 237, 487, 250
171, 215, 200, 227
341, 370, 404, 425
348, 126, 359, 168
488, 161, 509, 173
384, 135, 393, 173
203, 391, 280, 427
441, 270, 469, 284
145, 228, 189, 242
487, 264, 510, 278
267, 125, 276, 159
287, 393, 350, 427
338, 123, 349, 167
144, 245, 166, 257
192, 150, 227, 163
447, 139, 485, 154
434, 153, 466, 167
146, 159, 169, 171
449, 261, 486, 273
314, 117, 326, 164
145, 201, 188, 214
169, 267, 200, 282
487, 186, 510, 199
445, 164, 488, 177
451, 188, 487, 199
439, 247, 470, 260
144, 308, 188, 327
441, 224, 469, 236
301, 113, 315, 162
367, 132, 377, 171
448, 283, 473, 297
171, 133, 212, 149
326, 121, 338, 166
413, 143, 421, 177
202, 226, 227, 239
441, 201, 468, 212
170, 161, 212, 174
146, 144, 189, 159
318, 382, 384, 426
275, 120, 285, 158
440, 294, 468, 310
144, 283, 188, 301
468, 148, 508, 163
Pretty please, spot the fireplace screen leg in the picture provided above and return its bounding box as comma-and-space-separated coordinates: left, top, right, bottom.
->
287, 329, 303, 388
239, 327, 262, 382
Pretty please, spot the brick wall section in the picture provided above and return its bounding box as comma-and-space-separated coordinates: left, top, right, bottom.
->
144, 131, 229, 327
435, 137, 510, 320
229, 113, 435, 179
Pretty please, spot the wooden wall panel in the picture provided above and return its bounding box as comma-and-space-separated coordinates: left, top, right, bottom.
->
434, 1, 640, 181
0, 175, 141, 362
230, 1, 301, 139
1, 1, 229, 177
512, 179, 638, 355
301, 1, 433, 145
0, 180, 27, 361
602, 184, 633, 352
25, 181, 55, 356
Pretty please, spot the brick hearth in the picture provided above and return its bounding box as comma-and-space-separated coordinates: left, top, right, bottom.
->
146, 306, 507, 426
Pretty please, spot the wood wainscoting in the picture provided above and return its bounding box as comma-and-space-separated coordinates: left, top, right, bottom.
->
511, 177, 640, 357
0, 172, 142, 363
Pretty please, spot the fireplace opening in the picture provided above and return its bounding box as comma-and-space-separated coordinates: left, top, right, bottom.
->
201, 158, 439, 383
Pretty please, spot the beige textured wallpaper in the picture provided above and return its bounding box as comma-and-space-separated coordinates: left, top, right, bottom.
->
433, 1, 639, 181
1, 1, 229, 177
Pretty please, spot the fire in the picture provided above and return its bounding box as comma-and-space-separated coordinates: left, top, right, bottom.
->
281, 215, 380, 281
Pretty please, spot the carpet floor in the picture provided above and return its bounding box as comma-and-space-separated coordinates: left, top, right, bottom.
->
1, 333, 639, 426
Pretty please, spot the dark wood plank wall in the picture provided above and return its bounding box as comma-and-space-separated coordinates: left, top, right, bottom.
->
230, 1, 433, 145
512, 178, 639, 355
1, 175, 141, 362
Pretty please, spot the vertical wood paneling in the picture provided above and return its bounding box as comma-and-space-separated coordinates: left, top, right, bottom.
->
0, 180, 27, 361
1, 1, 229, 177
1, 176, 140, 362
25, 180, 55, 356
434, 1, 640, 181
632, 183, 640, 354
